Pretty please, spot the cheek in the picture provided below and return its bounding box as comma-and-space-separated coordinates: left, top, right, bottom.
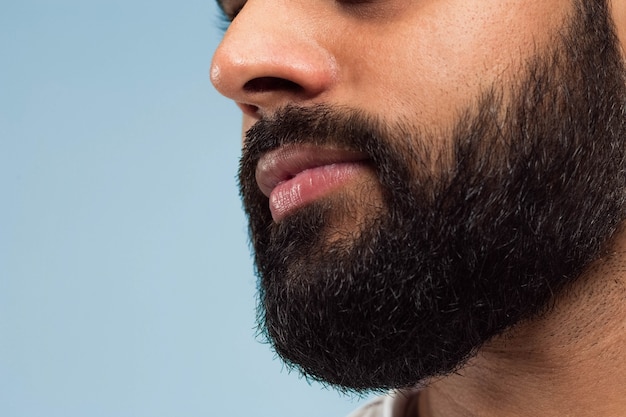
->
611, 0, 626, 59
339, 0, 572, 128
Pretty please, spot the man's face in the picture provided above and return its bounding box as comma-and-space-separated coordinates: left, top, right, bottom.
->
211, 0, 626, 392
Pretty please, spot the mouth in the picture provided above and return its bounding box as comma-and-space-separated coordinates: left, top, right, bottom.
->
255, 145, 372, 222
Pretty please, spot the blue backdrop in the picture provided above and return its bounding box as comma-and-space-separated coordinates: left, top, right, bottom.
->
0, 1, 373, 415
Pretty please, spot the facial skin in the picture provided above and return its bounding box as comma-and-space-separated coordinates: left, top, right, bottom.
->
211, 0, 626, 395
212, 0, 571, 131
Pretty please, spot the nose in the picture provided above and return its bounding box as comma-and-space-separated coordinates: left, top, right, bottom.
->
210, 0, 338, 119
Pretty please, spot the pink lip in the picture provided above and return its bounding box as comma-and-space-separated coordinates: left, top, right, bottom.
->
255, 145, 371, 222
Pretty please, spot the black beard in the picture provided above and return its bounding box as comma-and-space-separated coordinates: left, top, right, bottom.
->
238, 0, 626, 393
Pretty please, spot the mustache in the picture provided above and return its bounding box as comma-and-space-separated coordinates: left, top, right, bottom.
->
242, 105, 387, 163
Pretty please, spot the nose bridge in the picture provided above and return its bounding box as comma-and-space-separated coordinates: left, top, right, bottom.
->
210, 0, 338, 115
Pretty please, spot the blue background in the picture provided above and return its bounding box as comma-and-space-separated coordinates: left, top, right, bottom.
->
1, 1, 373, 415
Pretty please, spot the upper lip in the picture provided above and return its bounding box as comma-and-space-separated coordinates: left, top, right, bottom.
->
255, 145, 370, 197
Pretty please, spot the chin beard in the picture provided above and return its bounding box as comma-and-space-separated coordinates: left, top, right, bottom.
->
238, 0, 626, 393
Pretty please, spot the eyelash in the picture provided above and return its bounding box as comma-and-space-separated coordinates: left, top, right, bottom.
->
216, 0, 379, 33
216, 2, 244, 32
217, 9, 232, 32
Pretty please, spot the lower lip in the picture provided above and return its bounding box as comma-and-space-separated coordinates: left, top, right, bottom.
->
269, 162, 370, 222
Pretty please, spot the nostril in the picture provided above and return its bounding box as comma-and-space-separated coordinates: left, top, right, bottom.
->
243, 76, 304, 94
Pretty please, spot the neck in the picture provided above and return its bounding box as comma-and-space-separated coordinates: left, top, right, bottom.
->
419, 228, 626, 417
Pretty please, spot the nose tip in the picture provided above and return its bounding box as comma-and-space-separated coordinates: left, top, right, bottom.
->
210, 7, 337, 118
